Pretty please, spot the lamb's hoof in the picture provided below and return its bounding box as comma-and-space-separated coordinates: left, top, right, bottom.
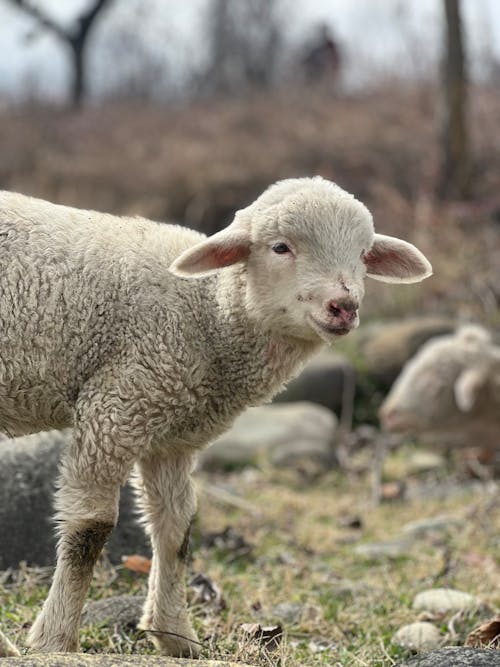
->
28, 622, 78, 653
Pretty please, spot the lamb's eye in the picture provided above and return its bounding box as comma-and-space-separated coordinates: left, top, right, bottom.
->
272, 243, 290, 254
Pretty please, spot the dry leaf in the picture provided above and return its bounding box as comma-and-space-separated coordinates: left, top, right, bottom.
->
189, 573, 226, 612
466, 615, 500, 648
121, 554, 152, 574
380, 481, 406, 502
240, 622, 283, 651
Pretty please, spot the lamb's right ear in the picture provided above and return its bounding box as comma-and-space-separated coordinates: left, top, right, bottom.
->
364, 234, 433, 284
169, 225, 251, 278
454, 366, 488, 412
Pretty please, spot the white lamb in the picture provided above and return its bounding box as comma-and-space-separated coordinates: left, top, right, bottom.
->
0, 176, 431, 656
380, 324, 500, 445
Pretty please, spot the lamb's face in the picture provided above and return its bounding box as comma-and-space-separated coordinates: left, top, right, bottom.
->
243, 187, 374, 343
170, 177, 432, 345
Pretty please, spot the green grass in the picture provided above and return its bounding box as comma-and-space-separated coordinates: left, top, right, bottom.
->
1, 452, 499, 665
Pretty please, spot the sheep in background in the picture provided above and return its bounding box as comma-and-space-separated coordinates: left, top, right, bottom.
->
380, 324, 500, 449
0, 176, 431, 656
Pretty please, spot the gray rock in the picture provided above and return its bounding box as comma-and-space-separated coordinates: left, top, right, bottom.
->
402, 515, 463, 539
0, 431, 150, 569
270, 602, 320, 624
81, 595, 146, 629
354, 539, 413, 560
392, 622, 442, 651
361, 317, 455, 387
394, 647, 500, 667
198, 402, 337, 471
405, 450, 447, 475
273, 350, 355, 415
0, 655, 250, 667
413, 589, 484, 615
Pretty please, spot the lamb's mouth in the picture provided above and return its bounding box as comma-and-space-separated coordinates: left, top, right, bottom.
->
308, 315, 351, 337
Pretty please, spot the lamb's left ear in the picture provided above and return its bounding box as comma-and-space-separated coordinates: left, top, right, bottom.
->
169, 224, 251, 278
454, 366, 489, 412
363, 234, 433, 284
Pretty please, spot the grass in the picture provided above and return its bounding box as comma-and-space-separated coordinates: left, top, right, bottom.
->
1, 449, 499, 666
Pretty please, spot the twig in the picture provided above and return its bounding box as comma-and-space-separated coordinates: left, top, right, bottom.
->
198, 479, 263, 518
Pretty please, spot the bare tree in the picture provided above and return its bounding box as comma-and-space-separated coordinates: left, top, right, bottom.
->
439, 0, 470, 198
7, 0, 113, 107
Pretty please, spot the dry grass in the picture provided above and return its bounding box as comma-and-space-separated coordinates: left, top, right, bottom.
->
1, 450, 499, 666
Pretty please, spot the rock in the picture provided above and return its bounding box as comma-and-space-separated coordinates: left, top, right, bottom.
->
273, 350, 355, 415
270, 602, 320, 624
270, 440, 333, 469
406, 450, 447, 475
394, 647, 500, 667
354, 539, 412, 560
392, 622, 442, 651
413, 589, 484, 615
81, 595, 146, 629
0, 655, 252, 667
0, 431, 150, 569
198, 402, 337, 471
361, 317, 455, 387
402, 515, 464, 538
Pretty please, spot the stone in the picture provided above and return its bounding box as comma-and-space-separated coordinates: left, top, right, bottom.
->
406, 450, 447, 475
413, 589, 484, 615
394, 647, 500, 667
0, 430, 150, 569
81, 595, 146, 629
0, 655, 252, 667
198, 402, 337, 471
392, 622, 442, 651
354, 539, 412, 560
402, 515, 464, 538
361, 317, 455, 387
273, 350, 355, 415
270, 602, 320, 624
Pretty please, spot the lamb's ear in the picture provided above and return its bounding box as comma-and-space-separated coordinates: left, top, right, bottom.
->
169, 227, 251, 278
454, 366, 488, 412
363, 234, 433, 284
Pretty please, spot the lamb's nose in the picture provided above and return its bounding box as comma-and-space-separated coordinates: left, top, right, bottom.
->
327, 298, 358, 322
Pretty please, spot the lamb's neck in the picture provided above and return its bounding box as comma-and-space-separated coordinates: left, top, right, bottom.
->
209, 267, 321, 399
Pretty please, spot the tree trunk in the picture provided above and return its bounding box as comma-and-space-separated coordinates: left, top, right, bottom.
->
439, 0, 470, 199
70, 42, 85, 108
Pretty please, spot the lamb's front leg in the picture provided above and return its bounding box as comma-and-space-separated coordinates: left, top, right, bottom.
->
134, 451, 199, 657
28, 405, 134, 652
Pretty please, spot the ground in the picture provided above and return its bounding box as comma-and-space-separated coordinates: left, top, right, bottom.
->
1, 445, 499, 667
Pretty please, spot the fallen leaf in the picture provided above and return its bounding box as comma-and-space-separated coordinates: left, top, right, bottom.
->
240, 622, 283, 651
189, 573, 226, 612
121, 554, 152, 574
466, 615, 500, 648
380, 481, 406, 502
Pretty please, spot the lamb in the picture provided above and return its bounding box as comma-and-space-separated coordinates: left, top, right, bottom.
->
380, 324, 500, 447
0, 176, 431, 656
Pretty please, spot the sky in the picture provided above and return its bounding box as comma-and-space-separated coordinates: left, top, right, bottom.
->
0, 0, 499, 102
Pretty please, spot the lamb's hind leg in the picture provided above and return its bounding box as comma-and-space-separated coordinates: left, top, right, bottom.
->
133, 451, 199, 657
28, 414, 134, 652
